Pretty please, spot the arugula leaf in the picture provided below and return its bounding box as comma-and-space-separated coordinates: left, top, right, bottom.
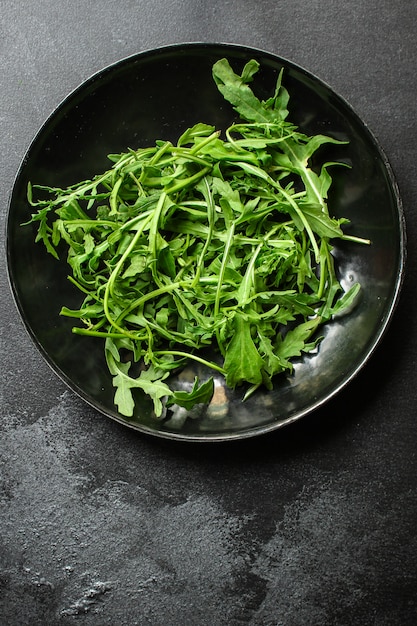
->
167, 377, 215, 410
106, 338, 172, 417
274, 317, 322, 370
224, 313, 265, 388
212, 58, 289, 124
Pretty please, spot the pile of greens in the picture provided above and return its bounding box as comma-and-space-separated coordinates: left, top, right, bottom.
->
25, 58, 369, 419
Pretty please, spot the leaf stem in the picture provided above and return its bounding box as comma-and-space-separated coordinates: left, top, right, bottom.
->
103, 212, 153, 334
154, 350, 226, 375
214, 221, 236, 355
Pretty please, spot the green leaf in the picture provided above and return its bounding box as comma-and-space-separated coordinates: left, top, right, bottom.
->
329, 283, 361, 317
105, 339, 172, 417
224, 313, 265, 387
212, 58, 280, 124
257, 331, 286, 378
275, 318, 322, 368
297, 202, 345, 239
157, 244, 177, 279
168, 377, 214, 410
39, 225, 60, 260
240, 58, 260, 83
177, 123, 216, 147
122, 253, 147, 278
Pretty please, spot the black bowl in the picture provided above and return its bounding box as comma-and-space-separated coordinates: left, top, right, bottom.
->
6, 43, 405, 441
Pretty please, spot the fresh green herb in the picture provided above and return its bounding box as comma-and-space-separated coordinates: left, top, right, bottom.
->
24, 58, 370, 420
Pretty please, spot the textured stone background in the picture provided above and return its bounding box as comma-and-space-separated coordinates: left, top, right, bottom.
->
1, 1, 417, 624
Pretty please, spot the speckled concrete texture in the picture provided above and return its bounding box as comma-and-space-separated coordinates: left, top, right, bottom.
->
1, 1, 417, 624
1, 386, 416, 624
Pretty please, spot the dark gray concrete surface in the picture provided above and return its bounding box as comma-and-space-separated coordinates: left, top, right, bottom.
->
1, 1, 417, 624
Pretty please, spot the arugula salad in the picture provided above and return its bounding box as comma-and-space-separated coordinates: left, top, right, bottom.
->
25, 58, 369, 419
